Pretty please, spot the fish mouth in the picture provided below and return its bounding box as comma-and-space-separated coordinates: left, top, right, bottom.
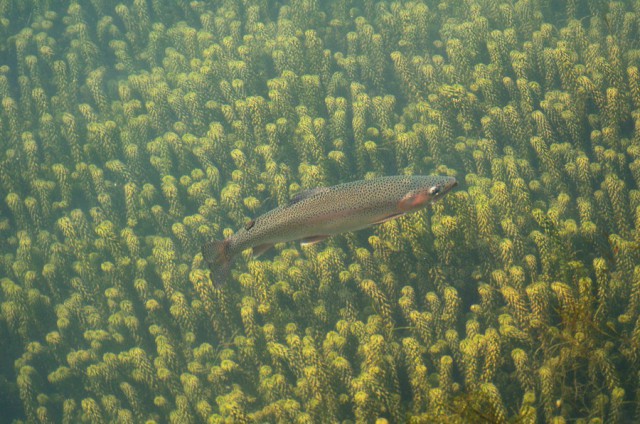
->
401, 176, 459, 210
432, 177, 457, 204
441, 177, 458, 196
425, 177, 458, 206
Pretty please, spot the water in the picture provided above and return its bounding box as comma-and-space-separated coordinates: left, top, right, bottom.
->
0, 0, 639, 422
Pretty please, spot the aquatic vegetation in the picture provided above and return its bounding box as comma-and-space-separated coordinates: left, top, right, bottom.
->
1, 0, 640, 422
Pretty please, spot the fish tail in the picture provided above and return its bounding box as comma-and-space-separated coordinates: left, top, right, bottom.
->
201, 239, 234, 287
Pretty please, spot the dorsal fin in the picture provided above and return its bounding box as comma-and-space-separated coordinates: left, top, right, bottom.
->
288, 187, 330, 205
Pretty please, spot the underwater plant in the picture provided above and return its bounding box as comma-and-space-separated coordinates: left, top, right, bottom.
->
0, 0, 639, 422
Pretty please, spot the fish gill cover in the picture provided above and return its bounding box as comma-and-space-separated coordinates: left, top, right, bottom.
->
0, 0, 639, 422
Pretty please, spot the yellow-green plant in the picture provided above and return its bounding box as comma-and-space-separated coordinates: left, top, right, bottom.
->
1, 0, 640, 422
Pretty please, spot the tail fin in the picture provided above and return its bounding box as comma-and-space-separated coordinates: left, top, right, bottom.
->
201, 239, 233, 287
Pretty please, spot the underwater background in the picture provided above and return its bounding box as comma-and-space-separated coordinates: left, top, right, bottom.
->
1, 0, 639, 422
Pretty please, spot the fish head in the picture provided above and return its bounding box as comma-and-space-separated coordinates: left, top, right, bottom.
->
398, 175, 458, 212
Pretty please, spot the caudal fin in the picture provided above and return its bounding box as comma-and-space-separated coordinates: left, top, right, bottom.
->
201, 239, 233, 287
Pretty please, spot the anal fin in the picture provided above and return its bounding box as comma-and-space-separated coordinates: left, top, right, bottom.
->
252, 243, 274, 258
300, 235, 329, 246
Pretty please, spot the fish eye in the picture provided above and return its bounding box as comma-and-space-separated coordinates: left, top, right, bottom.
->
428, 185, 440, 195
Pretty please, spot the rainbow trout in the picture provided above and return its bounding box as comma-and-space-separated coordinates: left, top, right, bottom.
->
202, 175, 457, 285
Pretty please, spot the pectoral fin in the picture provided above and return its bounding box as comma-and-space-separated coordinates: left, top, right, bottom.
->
399, 191, 430, 212
300, 235, 329, 246
373, 212, 405, 225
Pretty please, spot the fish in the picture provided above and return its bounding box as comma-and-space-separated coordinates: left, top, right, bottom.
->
202, 175, 458, 286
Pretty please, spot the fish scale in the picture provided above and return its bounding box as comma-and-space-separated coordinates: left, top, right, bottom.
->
202, 175, 457, 286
